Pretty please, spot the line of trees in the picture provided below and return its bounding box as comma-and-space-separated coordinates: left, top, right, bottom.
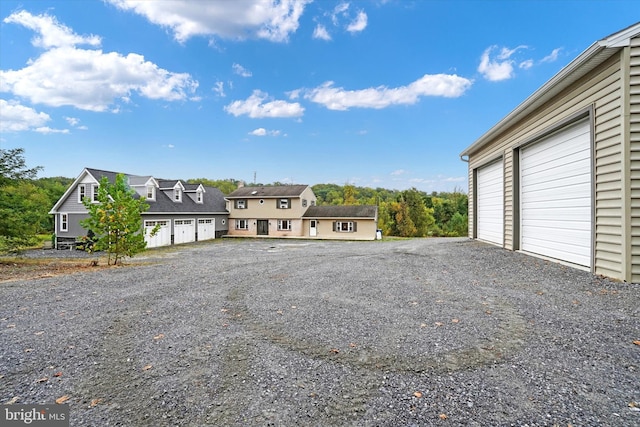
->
312, 184, 468, 237
0, 148, 73, 253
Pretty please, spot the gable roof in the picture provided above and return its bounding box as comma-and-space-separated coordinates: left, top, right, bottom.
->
50, 167, 227, 214
85, 168, 121, 184
226, 185, 310, 198
302, 205, 378, 219
460, 22, 640, 158
146, 185, 226, 214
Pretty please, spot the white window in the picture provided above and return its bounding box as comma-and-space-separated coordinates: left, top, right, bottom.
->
78, 184, 86, 202
60, 214, 68, 232
279, 198, 289, 209
174, 188, 182, 202
147, 186, 155, 200
311, 200, 316, 206
235, 219, 248, 230
336, 221, 354, 232
302, 199, 307, 207
196, 190, 203, 203
92, 184, 99, 202
236, 200, 246, 209
278, 220, 291, 231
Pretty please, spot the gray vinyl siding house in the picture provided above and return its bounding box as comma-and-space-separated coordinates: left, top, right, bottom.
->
49, 168, 229, 249
460, 23, 640, 283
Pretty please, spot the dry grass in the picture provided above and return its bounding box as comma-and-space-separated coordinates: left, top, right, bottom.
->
0, 257, 111, 283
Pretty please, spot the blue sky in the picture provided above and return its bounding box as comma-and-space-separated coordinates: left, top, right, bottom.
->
0, 1, 637, 192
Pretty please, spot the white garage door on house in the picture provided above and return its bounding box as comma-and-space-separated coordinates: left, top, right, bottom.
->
520, 119, 592, 267
198, 218, 215, 241
174, 219, 196, 244
476, 159, 504, 245
145, 220, 171, 248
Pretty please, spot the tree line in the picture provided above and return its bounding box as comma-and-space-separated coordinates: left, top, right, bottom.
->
311, 183, 468, 237
1, 149, 468, 253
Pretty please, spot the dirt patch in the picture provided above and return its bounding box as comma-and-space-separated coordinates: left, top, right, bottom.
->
0, 258, 110, 283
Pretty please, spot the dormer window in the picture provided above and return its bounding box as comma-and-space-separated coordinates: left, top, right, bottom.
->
196, 190, 203, 204
92, 184, 99, 202
147, 186, 155, 201
174, 188, 182, 202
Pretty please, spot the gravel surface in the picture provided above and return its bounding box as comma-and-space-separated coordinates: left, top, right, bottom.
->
1, 237, 638, 426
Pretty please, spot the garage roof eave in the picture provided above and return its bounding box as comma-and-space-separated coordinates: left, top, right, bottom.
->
460, 22, 640, 159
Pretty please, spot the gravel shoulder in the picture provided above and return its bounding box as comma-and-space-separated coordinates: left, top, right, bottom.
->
1, 238, 638, 426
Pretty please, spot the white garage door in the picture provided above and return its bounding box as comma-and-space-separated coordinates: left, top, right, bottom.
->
476, 159, 504, 245
520, 119, 591, 267
198, 218, 215, 241
145, 220, 171, 248
174, 219, 196, 244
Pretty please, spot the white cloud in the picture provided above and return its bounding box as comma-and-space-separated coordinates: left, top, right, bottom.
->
250, 127, 267, 136
519, 59, 534, 70
106, 0, 311, 43
0, 99, 51, 132
213, 81, 226, 97
34, 126, 70, 134
302, 74, 472, 110
225, 90, 304, 118
1, 11, 199, 112
313, 24, 331, 41
391, 169, 407, 176
478, 45, 528, 81
316, 2, 368, 39
249, 127, 282, 136
233, 63, 252, 77
541, 47, 562, 63
346, 10, 367, 33
3, 10, 101, 48
64, 116, 79, 126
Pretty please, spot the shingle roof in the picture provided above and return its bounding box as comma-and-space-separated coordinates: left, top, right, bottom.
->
85, 168, 121, 183
302, 205, 377, 218
226, 185, 309, 198
84, 168, 227, 213
146, 186, 227, 213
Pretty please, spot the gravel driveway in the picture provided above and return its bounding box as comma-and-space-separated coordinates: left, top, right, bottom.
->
1, 238, 638, 426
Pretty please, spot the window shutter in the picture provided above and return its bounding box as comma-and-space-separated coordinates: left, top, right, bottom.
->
276, 199, 280, 209
353, 222, 357, 232
287, 198, 291, 209
234, 200, 238, 209
333, 221, 337, 231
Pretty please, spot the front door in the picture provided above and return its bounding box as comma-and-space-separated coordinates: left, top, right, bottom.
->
310, 220, 317, 237
257, 220, 269, 235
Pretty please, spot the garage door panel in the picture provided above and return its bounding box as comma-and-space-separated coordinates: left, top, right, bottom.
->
521, 240, 591, 267
174, 219, 195, 244
520, 119, 591, 267
522, 198, 590, 211
197, 218, 215, 241
522, 157, 591, 182
477, 160, 503, 245
145, 220, 171, 248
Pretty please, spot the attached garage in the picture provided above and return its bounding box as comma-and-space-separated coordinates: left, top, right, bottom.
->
520, 119, 592, 267
145, 220, 171, 248
174, 219, 195, 244
197, 218, 215, 241
461, 23, 640, 283
476, 159, 504, 245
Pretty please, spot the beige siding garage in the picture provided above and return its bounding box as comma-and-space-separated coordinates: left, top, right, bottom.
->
462, 23, 640, 283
